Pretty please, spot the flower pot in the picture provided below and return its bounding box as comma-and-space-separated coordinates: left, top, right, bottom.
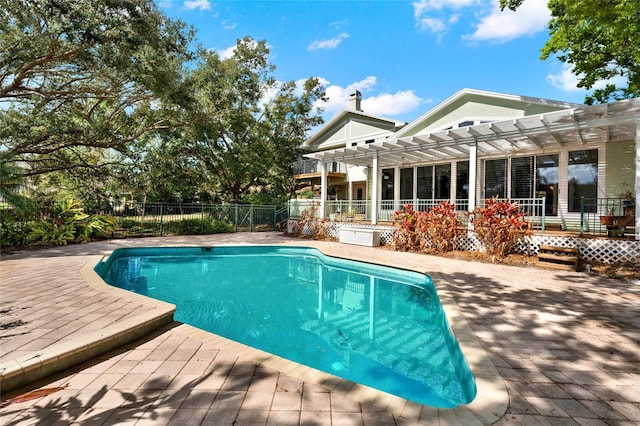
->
599, 215, 615, 226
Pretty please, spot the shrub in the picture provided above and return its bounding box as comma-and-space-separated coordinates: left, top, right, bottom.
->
392, 204, 423, 251
23, 199, 116, 246
290, 202, 333, 240
164, 218, 234, 235
421, 201, 466, 253
467, 197, 532, 257
392, 202, 465, 253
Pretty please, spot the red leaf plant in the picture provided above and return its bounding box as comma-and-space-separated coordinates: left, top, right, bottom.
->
467, 197, 532, 258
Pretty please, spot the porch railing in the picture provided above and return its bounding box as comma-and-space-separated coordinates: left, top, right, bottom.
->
292, 159, 346, 175
288, 197, 547, 231
580, 197, 636, 238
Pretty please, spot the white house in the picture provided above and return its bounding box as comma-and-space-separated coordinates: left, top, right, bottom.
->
299, 89, 639, 242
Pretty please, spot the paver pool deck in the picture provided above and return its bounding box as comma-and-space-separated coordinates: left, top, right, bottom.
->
1, 232, 639, 425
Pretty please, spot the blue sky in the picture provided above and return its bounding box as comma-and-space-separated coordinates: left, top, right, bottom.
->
159, 0, 594, 123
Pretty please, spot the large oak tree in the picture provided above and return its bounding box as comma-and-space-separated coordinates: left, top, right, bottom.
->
0, 0, 195, 181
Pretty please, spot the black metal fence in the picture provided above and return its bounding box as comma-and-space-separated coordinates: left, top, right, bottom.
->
580, 197, 636, 238
108, 202, 287, 237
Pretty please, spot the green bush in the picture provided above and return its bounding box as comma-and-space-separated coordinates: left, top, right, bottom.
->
1, 198, 117, 247
164, 218, 234, 235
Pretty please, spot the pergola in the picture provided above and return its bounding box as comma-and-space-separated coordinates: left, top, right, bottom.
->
305, 97, 640, 239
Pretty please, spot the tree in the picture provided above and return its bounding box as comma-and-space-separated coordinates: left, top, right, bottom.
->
187, 37, 325, 203
0, 0, 195, 184
501, 0, 640, 103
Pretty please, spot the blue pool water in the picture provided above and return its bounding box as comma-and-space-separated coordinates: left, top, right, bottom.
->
96, 246, 476, 407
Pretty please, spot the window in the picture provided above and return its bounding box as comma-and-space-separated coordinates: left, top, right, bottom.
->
381, 168, 394, 200
456, 161, 469, 200
484, 159, 507, 198
400, 168, 414, 200
536, 155, 558, 216
511, 157, 534, 198
568, 149, 598, 212
435, 164, 451, 199
417, 166, 433, 199
458, 120, 474, 128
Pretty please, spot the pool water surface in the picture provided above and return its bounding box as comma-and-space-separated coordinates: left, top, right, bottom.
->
96, 246, 476, 408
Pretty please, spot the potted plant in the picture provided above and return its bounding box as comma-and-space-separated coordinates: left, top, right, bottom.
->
345, 207, 356, 222
599, 203, 617, 227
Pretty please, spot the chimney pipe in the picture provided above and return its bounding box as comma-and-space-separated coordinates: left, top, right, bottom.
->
349, 90, 362, 112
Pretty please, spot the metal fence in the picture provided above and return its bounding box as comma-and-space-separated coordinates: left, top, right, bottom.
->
107, 202, 284, 237
580, 197, 636, 238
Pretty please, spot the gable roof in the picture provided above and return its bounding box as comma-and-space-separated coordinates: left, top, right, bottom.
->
394, 88, 582, 139
304, 95, 640, 168
301, 109, 407, 151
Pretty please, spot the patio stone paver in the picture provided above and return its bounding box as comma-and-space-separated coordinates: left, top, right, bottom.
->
1, 232, 639, 425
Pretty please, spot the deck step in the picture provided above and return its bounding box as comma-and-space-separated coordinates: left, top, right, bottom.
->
537, 245, 579, 271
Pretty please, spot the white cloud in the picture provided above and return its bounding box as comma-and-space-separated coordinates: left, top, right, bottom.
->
314, 76, 424, 117
547, 63, 582, 92
221, 20, 236, 30
416, 17, 446, 33
184, 0, 211, 11
547, 62, 628, 93
330, 19, 349, 30
413, 0, 477, 35
362, 91, 424, 116
308, 33, 350, 51
217, 45, 236, 60
464, 0, 550, 43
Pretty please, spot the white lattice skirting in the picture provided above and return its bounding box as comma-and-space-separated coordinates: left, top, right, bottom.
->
287, 220, 640, 265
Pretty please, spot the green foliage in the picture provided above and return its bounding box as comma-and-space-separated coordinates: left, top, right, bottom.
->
0, 154, 32, 215
0, 0, 195, 183
467, 197, 532, 258
187, 37, 325, 202
298, 189, 316, 199
501, 0, 640, 103
162, 218, 234, 235
2, 198, 116, 247
392, 202, 466, 253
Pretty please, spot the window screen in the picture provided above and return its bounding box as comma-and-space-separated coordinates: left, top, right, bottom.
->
484, 159, 507, 199
435, 164, 451, 199
381, 168, 394, 200
417, 166, 432, 199
511, 157, 534, 198
400, 168, 414, 200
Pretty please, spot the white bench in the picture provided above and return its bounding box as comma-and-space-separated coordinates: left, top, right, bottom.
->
339, 228, 380, 247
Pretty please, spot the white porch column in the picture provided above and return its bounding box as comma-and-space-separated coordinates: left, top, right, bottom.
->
320, 161, 327, 219
393, 166, 401, 211
371, 155, 379, 224
468, 142, 477, 212
635, 119, 640, 240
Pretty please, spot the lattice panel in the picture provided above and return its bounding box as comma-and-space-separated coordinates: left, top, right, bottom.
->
532, 235, 640, 264
287, 220, 640, 264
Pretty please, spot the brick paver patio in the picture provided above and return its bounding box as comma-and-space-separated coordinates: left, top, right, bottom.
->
1, 233, 639, 425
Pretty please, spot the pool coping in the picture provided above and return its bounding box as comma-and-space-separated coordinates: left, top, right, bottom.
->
0, 244, 507, 424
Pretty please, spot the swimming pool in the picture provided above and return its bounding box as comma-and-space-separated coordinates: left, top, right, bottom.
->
96, 246, 476, 407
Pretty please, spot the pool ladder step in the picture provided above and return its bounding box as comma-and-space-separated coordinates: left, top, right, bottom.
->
537, 245, 579, 271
